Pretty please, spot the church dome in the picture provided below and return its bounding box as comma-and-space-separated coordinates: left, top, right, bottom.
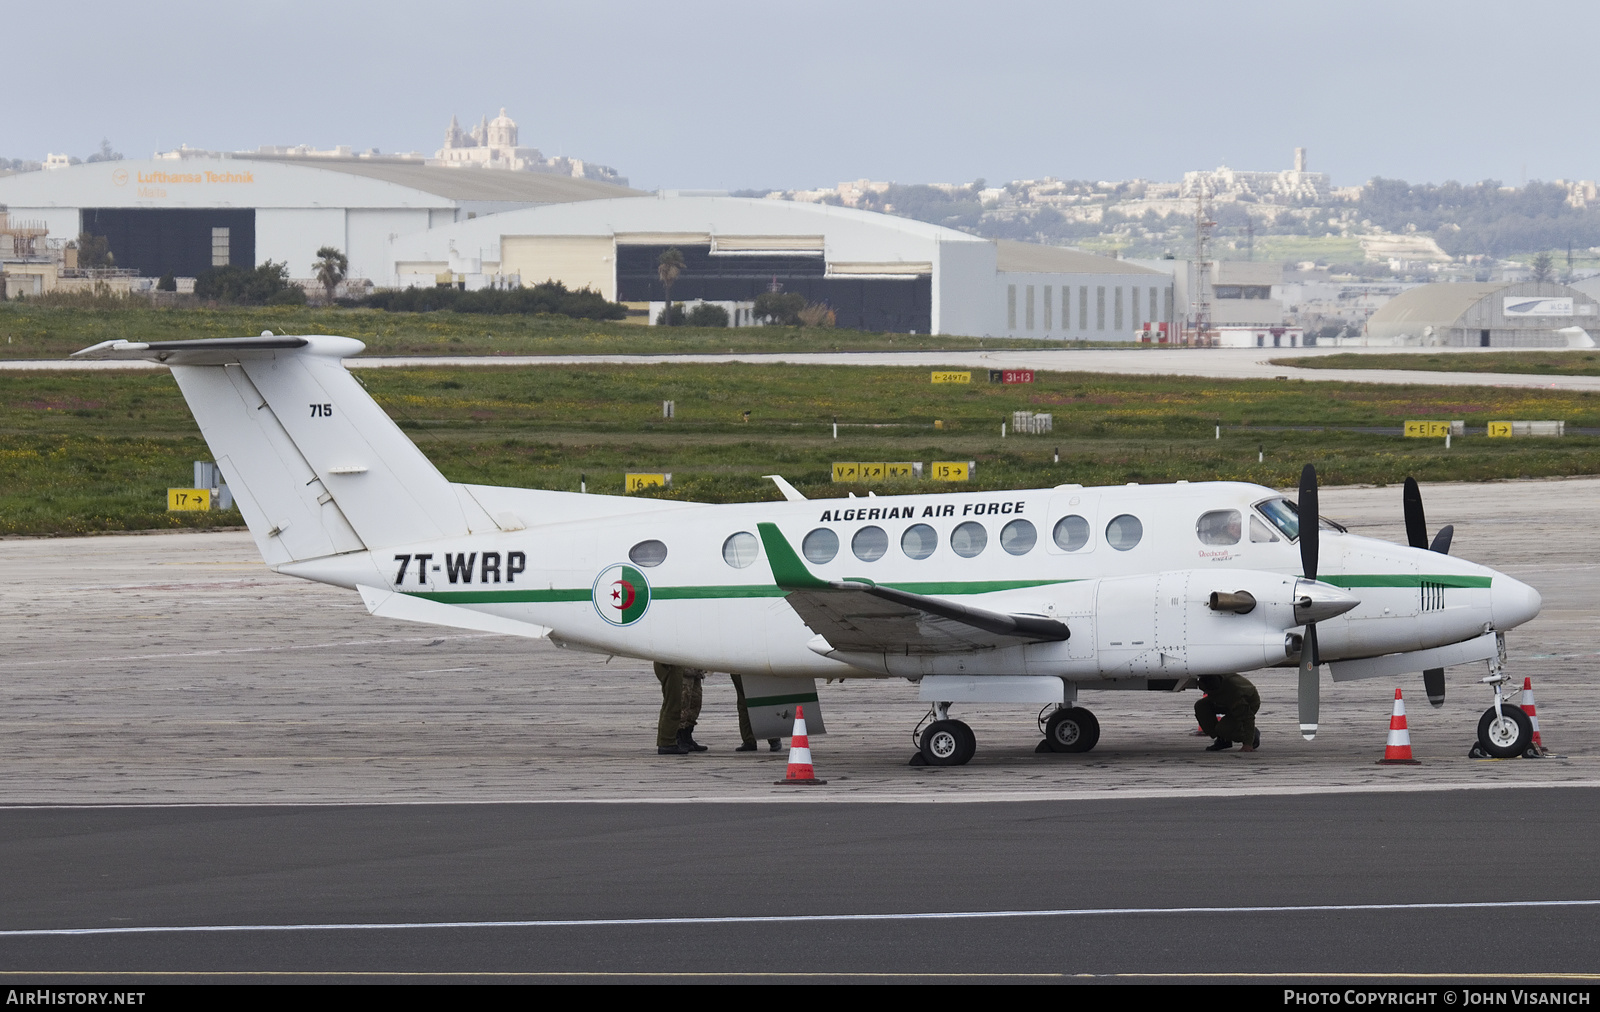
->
487, 108, 518, 149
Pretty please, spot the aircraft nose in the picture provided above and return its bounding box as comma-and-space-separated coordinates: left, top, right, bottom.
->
1491, 575, 1542, 630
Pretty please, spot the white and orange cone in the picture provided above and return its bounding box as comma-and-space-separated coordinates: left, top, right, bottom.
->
1520, 677, 1548, 755
774, 704, 827, 786
1377, 687, 1421, 765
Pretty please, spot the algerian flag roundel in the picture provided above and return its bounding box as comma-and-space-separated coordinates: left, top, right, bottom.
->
593, 563, 651, 626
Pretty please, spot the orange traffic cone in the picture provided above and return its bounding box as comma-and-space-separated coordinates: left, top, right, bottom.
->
1377, 688, 1421, 765
774, 705, 827, 785
1520, 677, 1548, 755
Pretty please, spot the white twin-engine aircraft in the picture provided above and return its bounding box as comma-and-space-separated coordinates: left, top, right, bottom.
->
75, 334, 1546, 764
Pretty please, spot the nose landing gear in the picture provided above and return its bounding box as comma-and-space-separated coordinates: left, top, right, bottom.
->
1471, 650, 1536, 759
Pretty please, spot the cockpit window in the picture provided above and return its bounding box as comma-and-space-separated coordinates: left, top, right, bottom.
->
1256, 498, 1301, 541
1249, 516, 1280, 543
1255, 497, 1347, 542
1196, 509, 1242, 546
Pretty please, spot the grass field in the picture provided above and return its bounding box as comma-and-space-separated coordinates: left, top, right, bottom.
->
0, 304, 1087, 361
1278, 352, 1600, 376
6, 363, 1600, 536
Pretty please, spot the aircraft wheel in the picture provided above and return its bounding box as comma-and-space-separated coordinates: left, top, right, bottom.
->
1477, 704, 1533, 759
1043, 707, 1100, 753
920, 719, 976, 766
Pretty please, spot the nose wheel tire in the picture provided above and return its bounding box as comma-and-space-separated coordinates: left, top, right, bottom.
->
1477, 704, 1533, 759
1043, 706, 1100, 753
919, 719, 976, 766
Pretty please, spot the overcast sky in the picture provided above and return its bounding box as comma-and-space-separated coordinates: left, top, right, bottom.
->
8, 0, 1596, 192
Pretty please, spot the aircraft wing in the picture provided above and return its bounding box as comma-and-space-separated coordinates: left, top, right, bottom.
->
757, 522, 1069, 655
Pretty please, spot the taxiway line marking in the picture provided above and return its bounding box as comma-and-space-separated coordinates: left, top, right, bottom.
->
4, 898, 1598, 939
3, 780, 1600, 808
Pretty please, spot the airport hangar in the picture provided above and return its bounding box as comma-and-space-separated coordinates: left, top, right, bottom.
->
1363, 280, 1600, 347
0, 158, 1173, 338
0, 156, 639, 288
386, 195, 1174, 337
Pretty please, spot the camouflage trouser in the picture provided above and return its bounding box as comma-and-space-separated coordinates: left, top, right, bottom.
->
654, 663, 706, 747
1194, 693, 1260, 744
732, 673, 754, 745
682, 669, 704, 732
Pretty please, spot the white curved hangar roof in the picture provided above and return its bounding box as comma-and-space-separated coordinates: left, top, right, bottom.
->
389, 195, 990, 268
389, 196, 1171, 340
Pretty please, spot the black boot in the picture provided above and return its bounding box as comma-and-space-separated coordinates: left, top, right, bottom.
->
678, 729, 708, 752
1205, 737, 1234, 752
735, 741, 757, 752
768, 738, 782, 752
657, 743, 689, 755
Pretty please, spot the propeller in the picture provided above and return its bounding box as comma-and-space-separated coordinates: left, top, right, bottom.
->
1403, 476, 1452, 707
1298, 464, 1320, 741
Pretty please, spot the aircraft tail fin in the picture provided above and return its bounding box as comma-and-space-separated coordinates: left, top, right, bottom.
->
74, 335, 495, 566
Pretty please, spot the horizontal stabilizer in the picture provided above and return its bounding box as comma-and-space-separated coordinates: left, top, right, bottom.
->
357, 584, 551, 639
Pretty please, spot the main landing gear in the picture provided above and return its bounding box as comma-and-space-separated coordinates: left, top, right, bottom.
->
1038, 705, 1101, 753
907, 700, 1105, 766
910, 702, 976, 766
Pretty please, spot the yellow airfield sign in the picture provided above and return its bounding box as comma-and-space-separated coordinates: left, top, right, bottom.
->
625, 473, 670, 492
1487, 422, 1513, 438
167, 488, 211, 511
1403, 421, 1451, 438
832, 461, 920, 482
930, 461, 971, 481
931, 371, 971, 384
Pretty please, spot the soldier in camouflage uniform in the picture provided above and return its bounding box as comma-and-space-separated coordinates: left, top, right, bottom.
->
1195, 673, 1261, 752
654, 662, 708, 754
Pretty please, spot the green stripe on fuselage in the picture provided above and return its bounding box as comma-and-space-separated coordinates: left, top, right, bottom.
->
406, 573, 1474, 606
407, 577, 1069, 605
1320, 574, 1492, 589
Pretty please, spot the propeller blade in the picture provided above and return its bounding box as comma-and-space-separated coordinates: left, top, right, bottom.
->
1430, 524, 1454, 555
1298, 464, 1319, 582
1298, 623, 1320, 740
1403, 477, 1428, 550
1423, 667, 1446, 708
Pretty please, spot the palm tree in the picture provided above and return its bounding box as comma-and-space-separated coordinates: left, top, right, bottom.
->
313, 246, 349, 304
657, 247, 686, 325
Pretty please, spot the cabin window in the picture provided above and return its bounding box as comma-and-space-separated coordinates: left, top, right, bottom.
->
1196, 509, 1242, 546
1249, 516, 1279, 543
852, 525, 888, 562
629, 539, 668, 567
950, 521, 988, 558
901, 523, 938, 560
802, 528, 839, 564
1000, 518, 1037, 555
722, 532, 759, 569
1105, 514, 1143, 551
1052, 514, 1090, 552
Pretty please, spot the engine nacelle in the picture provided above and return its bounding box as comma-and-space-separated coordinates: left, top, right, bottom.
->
820, 569, 1359, 680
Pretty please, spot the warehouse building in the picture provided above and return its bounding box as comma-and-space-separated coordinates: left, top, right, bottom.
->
386, 195, 1172, 337
0, 159, 1172, 338
1361, 281, 1599, 347
0, 157, 637, 284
